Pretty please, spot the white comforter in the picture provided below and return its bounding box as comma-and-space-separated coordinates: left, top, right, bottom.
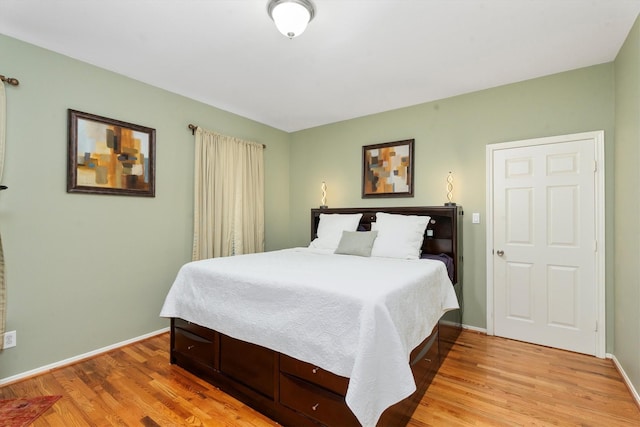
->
160, 248, 458, 426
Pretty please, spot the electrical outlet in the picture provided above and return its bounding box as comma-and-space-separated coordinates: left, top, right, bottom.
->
3, 330, 16, 349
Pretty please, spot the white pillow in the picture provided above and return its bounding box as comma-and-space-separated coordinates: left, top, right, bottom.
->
370, 212, 430, 259
309, 213, 363, 250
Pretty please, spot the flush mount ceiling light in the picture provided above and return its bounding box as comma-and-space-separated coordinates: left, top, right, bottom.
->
267, 0, 315, 39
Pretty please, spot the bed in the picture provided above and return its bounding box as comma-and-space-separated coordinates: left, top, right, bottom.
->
160, 206, 463, 427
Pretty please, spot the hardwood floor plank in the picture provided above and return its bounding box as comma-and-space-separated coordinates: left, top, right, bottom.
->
0, 330, 638, 426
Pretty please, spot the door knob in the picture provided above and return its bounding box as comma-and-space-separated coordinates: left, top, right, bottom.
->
496, 250, 504, 256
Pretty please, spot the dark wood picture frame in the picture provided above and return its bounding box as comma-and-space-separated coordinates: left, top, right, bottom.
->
67, 109, 156, 197
362, 139, 414, 198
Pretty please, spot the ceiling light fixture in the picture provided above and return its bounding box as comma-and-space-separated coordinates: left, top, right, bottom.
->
267, 0, 315, 39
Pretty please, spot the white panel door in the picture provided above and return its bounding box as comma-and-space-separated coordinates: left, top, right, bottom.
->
492, 137, 598, 355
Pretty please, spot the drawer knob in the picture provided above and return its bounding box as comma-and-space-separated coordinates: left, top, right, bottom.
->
312, 403, 319, 411
187, 345, 195, 350
312, 367, 319, 374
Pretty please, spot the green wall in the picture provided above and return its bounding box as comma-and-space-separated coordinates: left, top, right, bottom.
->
0, 34, 291, 379
614, 16, 640, 395
2, 21, 638, 396
289, 64, 616, 337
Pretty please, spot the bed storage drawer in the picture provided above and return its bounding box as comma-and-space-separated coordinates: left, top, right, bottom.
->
409, 328, 439, 386
219, 334, 275, 399
173, 327, 217, 370
173, 318, 218, 342
280, 373, 359, 427
280, 355, 349, 396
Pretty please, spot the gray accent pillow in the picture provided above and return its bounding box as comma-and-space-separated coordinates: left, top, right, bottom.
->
334, 230, 378, 257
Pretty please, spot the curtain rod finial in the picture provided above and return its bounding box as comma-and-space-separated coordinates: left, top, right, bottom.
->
0, 75, 19, 86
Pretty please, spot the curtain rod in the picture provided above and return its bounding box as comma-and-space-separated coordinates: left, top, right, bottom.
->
0, 75, 19, 86
187, 124, 266, 148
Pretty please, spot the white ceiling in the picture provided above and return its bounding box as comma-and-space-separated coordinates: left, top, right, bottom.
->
1, 0, 639, 132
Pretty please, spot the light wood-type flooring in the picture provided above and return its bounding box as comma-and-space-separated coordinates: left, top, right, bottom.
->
1, 330, 638, 426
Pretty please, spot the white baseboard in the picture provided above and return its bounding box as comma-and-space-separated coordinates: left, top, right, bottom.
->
438, 320, 487, 334
462, 323, 487, 334
0, 327, 169, 386
609, 353, 640, 408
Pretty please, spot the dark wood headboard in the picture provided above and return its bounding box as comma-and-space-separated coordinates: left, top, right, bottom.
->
310, 206, 463, 285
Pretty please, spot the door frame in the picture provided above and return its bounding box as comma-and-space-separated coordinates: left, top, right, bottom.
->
485, 131, 606, 358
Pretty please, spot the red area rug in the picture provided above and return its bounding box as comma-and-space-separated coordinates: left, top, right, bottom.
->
0, 395, 61, 427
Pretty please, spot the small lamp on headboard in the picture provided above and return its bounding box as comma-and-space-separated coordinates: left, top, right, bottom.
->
445, 171, 456, 206
320, 181, 328, 208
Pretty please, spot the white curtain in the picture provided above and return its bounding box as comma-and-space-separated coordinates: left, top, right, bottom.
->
0, 81, 6, 350
192, 127, 265, 260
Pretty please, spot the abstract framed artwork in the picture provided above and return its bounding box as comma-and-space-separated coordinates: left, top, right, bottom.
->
362, 139, 414, 198
67, 109, 156, 197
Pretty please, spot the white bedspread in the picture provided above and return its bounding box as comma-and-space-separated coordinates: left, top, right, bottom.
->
160, 248, 458, 426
